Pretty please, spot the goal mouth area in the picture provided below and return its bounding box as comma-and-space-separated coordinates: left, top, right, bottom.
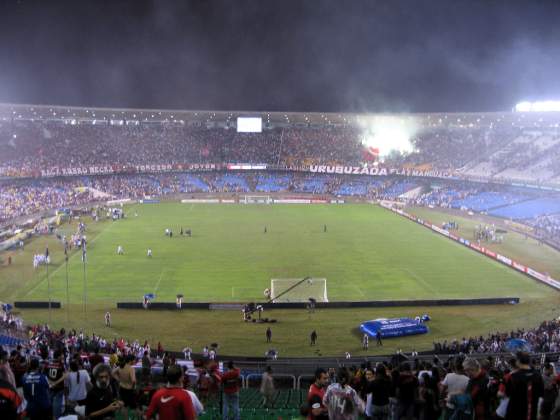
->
270, 278, 328, 303
243, 195, 272, 204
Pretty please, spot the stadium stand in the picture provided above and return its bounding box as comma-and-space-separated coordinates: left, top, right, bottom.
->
489, 196, 560, 220
3, 105, 560, 418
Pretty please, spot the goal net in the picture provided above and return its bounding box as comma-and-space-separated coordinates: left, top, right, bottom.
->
243, 195, 272, 204
270, 278, 328, 303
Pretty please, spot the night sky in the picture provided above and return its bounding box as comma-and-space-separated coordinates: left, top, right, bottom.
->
1, 0, 560, 113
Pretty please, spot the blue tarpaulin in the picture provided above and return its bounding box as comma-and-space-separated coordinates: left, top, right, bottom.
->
505, 338, 532, 352
360, 317, 429, 338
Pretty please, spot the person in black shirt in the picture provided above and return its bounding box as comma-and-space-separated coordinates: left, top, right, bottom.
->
85, 364, 123, 419
310, 330, 317, 346
396, 363, 418, 420
45, 350, 65, 419
505, 352, 544, 420
369, 364, 391, 420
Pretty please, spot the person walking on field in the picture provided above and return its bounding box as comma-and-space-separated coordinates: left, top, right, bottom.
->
266, 327, 272, 343
310, 330, 318, 346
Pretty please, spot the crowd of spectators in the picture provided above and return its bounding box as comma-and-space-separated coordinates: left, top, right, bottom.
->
0, 172, 393, 223
528, 215, 560, 245
0, 123, 365, 176
432, 318, 560, 355
1, 314, 560, 419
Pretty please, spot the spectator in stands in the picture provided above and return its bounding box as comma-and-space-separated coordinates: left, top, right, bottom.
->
0, 374, 23, 419
86, 363, 124, 419
141, 351, 152, 385
0, 351, 15, 388
221, 360, 241, 420
440, 358, 470, 417
260, 366, 275, 408
112, 354, 137, 418
323, 367, 365, 420
463, 358, 489, 420
146, 364, 195, 420
307, 367, 329, 420
66, 359, 91, 408
505, 352, 544, 420
395, 362, 419, 419
89, 347, 104, 371
46, 350, 66, 419
23, 358, 52, 420
367, 364, 391, 420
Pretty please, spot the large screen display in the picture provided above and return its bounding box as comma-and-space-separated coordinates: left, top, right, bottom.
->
237, 117, 262, 133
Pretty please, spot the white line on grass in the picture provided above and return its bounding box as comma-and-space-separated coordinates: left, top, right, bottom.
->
24, 222, 116, 298
153, 270, 165, 295
403, 268, 438, 295
352, 284, 366, 297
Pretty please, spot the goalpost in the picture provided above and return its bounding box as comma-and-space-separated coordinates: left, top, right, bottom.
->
243, 195, 272, 204
270, 278, 328, 303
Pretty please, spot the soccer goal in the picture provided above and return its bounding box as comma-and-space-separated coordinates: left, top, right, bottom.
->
243, 195, 272, 204
270, 278, 328, 303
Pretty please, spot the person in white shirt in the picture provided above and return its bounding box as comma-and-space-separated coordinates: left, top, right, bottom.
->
147, 248, 152, 257
440, 359, 469, 410
185, 389, 204, 415
323, 368, 365, 420
117, 245, 124, 255
182, 347, 192, 360
66, 360, 92, 405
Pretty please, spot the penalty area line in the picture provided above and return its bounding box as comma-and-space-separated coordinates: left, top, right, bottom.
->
352, 284, 366, 297
153, 270, 165, 295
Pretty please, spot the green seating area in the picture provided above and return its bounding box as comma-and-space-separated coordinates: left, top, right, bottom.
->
199, 388, 306, 419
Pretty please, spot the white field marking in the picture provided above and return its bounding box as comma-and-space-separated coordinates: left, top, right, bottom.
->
352, 284, 366, 297
403, 268, 437, 294
153, 270, 165, 294
24, 222, 116, 298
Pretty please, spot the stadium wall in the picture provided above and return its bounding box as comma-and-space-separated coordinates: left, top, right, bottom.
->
14, 301, 61, 308
115, 297, 519, 310
381, 203, 560, 291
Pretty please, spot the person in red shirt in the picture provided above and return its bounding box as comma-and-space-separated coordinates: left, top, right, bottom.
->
146, 365, 196, 420
307, 368, 329, 420
221, 361, 240, 420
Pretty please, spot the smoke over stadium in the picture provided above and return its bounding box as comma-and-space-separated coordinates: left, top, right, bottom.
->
1, 1, 560, 418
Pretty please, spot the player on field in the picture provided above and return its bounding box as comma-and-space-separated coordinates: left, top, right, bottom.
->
117, 245, 124, 255
105, 311, 111, 327
147, 248, 152, 258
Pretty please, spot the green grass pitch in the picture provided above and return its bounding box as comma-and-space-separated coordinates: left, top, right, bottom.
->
2, 203, 559, 356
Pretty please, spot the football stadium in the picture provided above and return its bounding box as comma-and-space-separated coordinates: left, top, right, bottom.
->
2, 1, 560, 419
